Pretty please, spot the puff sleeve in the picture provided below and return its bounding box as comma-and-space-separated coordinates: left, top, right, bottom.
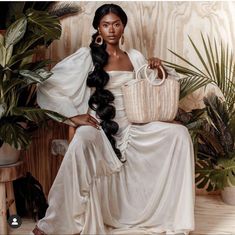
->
37, 47, 93, 118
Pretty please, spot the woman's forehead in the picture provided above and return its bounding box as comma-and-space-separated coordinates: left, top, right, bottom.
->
100, 13, 121, 23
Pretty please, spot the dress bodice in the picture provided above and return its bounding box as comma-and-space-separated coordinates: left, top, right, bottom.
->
105, 71, 134, 119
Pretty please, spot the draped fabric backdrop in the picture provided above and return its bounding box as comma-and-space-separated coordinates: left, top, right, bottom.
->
23, 1, 235, 196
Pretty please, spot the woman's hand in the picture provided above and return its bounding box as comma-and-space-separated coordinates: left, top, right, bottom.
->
147, 57, 168, 79
69, 114, 100, 129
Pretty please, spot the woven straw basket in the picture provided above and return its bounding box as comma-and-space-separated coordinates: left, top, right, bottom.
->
122, 64, 180, 123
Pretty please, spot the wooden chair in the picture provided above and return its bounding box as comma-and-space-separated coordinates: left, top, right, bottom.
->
0, 160, 24, 235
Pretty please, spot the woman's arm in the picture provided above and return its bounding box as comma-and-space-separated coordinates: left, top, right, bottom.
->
37, 47, 93, 118
68, 114, 100, 129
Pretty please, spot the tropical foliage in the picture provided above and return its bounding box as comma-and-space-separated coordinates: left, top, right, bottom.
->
0, 1, 81, 29
167, 34, 235, 191
0, 8, 67, 150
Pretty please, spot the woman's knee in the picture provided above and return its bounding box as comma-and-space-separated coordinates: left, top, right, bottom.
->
170, 123, 190, 139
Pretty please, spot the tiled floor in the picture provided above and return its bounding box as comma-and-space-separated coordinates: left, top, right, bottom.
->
9, 195, 235, 235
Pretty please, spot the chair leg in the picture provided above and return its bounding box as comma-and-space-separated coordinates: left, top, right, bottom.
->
0, 182, 7, 235
6, 181, 16, 215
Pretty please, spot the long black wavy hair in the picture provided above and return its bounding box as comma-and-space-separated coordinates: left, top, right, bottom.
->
87, 4, 128, 162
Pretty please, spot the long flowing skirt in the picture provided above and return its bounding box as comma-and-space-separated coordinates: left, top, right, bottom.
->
36, 121, 195, 235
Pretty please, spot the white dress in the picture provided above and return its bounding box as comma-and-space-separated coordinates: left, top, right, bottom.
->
36, 48, 195, 235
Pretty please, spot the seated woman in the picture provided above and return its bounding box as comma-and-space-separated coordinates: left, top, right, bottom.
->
32, 3, 195, 235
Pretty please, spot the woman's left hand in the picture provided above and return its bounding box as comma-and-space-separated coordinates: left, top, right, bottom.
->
147, 57, 168, 79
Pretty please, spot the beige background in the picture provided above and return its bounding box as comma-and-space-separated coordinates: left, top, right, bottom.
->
25, 1, 235, 195
48, 1, 235, 110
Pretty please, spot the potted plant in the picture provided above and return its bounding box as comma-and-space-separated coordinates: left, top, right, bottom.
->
0, 8, 67, 165
166, 34, 235, 204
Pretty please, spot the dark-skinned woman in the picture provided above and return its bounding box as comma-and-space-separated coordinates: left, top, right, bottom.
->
32, 4, 194, 235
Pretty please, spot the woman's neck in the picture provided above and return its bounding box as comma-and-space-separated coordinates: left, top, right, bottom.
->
106, 44, 122, 57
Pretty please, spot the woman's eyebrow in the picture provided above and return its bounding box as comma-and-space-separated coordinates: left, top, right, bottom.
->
101, 20, 121, 24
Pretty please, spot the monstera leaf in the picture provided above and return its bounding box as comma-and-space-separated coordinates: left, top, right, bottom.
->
196, 157, 235, 191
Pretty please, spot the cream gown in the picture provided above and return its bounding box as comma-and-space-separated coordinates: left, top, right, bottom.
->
36, 47, 195, 235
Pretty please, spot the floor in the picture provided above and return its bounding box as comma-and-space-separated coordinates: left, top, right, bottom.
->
8, 195, 235, 235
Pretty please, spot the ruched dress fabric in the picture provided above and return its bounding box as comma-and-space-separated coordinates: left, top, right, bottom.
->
35, 48, 195, 235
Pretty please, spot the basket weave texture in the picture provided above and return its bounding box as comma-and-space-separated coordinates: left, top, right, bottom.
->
122, 64, 180, 123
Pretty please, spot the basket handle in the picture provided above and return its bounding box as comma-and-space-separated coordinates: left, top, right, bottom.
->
135, 64, 166, 86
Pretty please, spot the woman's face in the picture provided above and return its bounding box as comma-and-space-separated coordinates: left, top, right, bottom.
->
98, 13, 124, 45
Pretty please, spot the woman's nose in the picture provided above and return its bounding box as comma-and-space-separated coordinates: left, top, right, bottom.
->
109, 25, 114, 33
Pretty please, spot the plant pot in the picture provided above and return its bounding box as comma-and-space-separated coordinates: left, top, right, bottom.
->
221, 186, 235, 205
0, 142, 20, 165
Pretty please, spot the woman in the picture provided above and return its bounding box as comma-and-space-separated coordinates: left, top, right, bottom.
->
32, 4, 195, 235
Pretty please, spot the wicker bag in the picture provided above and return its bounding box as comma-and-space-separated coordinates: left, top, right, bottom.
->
122, 64, 180, 123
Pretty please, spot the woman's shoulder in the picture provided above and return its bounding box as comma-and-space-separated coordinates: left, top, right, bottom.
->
126, 48, 146, 60
127, 48, 142, 56
126, 48, 146, 68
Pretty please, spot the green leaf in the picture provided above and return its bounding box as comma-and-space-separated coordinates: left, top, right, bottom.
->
0, 103, 7, 118
26, 9, 61, 44
45, 111, 67, 123
0, 34, 5, 66
35, 68, 53, 80
167, 48, 208, 77
2, 79, 25, 96
5, 44, 13, 64
197, 129, 225, 155
19, 69, 51, 83
166, 34, 235, 109
21, 59, 52, 71
188, 35, 212, 78
228, 171, 235, 186
5, 17, 27, 48
15, 34, 43, 54
179, 75, 211, 100
0, 122, 31, 149
0, 34, 4, 46
8, 49, 36, 67
0, 45, 6, 67
12, 107, 67, 123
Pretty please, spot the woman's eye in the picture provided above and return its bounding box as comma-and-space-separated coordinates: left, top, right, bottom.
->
115, 24, 120, 27
103, 24, 108, 27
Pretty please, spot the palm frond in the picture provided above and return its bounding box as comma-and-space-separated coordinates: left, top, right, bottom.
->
179, 75, 211, 100
47, 2, 82, 18
165, 34, 235, 108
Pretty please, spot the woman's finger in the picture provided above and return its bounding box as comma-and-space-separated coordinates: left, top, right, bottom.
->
87, 115, 100, 129
89, 115, 100, 125
148, 58, 162, 69
88, 122, 100, 129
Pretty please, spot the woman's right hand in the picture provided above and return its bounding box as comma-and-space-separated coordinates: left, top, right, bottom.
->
70, 114, 100, 129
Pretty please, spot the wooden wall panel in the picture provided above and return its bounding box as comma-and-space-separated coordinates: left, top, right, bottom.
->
23, 1, 235, 195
